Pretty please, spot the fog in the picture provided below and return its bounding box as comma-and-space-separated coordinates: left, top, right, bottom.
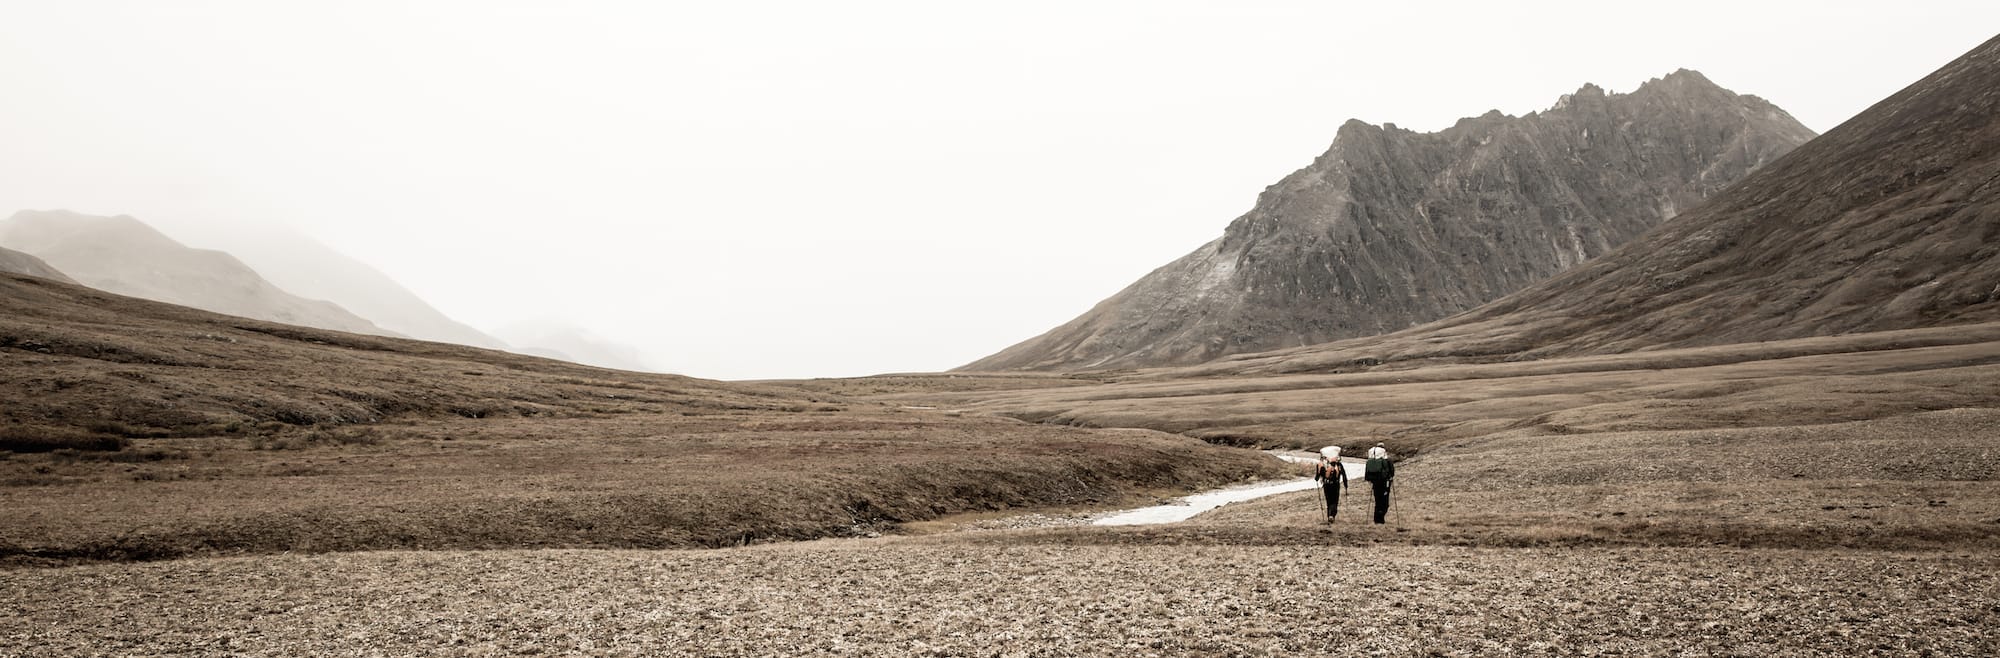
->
3, 1, 1994, 379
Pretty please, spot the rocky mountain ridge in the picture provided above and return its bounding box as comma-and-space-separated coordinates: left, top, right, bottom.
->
1179, 36, 2000, 377
965, 70, 1817, 372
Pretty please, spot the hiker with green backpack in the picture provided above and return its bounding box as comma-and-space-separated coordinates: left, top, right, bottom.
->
1364, 443, 1396, 524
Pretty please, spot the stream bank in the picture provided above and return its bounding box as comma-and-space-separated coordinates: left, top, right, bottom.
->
930, 453, 1364, 532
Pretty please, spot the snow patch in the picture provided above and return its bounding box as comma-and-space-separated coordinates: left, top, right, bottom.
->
1192, 255, 1237, 298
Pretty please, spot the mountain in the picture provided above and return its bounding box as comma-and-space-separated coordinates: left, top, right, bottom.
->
964, 70, 1817, 372
1186, 35, 2000, 377
156, 222, 508, 350
0, 210, 390, 337
0, 246, 73, 283
495, 320, 658, 373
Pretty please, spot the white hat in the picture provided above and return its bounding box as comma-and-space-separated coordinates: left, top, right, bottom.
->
1320, 446, 1341, 460
1367, 445, 1387, 460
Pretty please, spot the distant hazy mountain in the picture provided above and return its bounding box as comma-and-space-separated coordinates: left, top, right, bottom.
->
0, 210, 390, 336
0, 245, 74, 283
1190, 35, 2000, 376
159, 223, 508, 350
495, 320, 658, 373
964, 70, 1816, 372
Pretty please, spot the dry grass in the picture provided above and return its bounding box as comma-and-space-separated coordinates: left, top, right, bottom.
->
862, 324, 2000, 455
1031, 409, 1996, 552
0, 410, 1281, 566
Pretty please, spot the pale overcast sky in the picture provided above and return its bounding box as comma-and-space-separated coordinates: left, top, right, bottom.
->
2, 2, 1995, 379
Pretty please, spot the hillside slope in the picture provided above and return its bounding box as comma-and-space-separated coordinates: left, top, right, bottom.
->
0, 210, 391, 337
0, 273, 763, 436
966, 70, 1815, 372
0, 245, 73, 283
494, 320, 659, 372
163, 223, 509, 349
1191, 34, 2000, 377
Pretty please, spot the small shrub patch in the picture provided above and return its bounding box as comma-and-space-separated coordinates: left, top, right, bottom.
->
0, 427, 129, 453
83, 420, 172, 439
248, 426, 386, 451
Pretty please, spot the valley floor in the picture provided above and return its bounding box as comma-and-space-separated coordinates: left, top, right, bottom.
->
5, 287, 1998, 654
6, 408, 1999, 656
7, 408, 1998, 656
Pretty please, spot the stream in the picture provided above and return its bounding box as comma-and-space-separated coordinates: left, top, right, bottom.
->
1091, 454, 1365, 526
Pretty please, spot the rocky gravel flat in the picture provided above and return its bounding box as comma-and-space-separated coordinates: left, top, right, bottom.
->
5, 540, 1996, 656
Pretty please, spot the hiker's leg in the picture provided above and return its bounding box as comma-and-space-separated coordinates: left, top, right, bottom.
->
1372, 482, 1390, 524
1324, 485, 1339, 520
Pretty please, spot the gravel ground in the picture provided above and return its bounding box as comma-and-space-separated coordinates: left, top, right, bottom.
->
5, 540, 1996, 656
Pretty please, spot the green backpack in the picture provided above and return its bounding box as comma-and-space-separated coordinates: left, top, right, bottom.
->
1364, 457, 1390, 482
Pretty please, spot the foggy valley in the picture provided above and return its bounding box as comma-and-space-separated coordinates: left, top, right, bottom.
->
3, 3, 1998, 656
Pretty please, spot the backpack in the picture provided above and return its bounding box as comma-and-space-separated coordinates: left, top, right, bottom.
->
1319, 461, 1342, 482
1364, 457, 1389, 482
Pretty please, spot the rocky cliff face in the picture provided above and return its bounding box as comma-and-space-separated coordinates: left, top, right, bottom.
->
0, 246, 73, 284
1183, 36, 2000, 377
0, 210, 390, 337
964, 70, 1816, 372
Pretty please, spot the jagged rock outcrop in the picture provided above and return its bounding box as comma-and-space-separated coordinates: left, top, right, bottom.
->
0, 246, 74, 284
0, 210, 391, 336
1187, 35, 2000, 377
964, 70, 1816, 372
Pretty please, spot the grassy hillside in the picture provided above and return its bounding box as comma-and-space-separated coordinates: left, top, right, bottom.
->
796, 322, 2000, 452
0, 274, 1282, 564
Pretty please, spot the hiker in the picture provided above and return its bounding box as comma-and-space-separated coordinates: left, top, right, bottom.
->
1364, 443, 1396, 524
1314, 446, 1347, 523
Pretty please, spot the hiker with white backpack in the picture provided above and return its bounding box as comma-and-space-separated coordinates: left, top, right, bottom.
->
1364, 442, 1396, 524
1313, 446, 1347, 523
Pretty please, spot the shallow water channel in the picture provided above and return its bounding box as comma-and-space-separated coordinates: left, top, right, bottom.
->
1092, 455, 1365, 526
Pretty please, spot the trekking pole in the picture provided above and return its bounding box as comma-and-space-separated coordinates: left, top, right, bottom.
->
1318, 461, 1329, 520
1320, 468, 1328, 519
